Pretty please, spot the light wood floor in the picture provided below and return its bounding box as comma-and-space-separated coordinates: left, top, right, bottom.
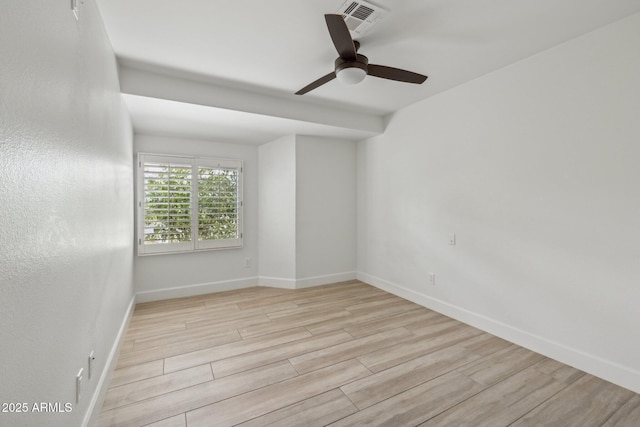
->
98, 280, 640, 427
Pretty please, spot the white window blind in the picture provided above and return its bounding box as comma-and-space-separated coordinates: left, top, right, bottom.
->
137, 154, 243, 255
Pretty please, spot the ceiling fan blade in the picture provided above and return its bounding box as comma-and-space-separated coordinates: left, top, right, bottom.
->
368, 64, 428, 84
295, 71, 336, 95
325, 14, 357, 61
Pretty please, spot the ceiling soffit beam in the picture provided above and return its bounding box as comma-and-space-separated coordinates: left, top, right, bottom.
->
118, 64, 384, 135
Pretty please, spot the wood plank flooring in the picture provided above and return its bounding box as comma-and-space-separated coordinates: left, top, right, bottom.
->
98, 280, 640, 427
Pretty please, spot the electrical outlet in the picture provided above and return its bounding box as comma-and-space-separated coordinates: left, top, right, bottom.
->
76, 368, 84, 402
88, 351, 95, 380
449, 233, 456, 245
243, 258, 251, 269
428, 273, 436, 286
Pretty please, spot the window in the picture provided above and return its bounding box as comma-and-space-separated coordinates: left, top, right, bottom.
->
137, 153, 243, 255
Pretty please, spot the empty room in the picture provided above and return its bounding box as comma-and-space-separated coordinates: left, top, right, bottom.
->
1, 0, 640, 426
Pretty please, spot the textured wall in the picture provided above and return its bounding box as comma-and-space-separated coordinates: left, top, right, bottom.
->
295, 136, 357, 281
258, 135, 298, 284
257, 135, 358, 288
358, 13, 640, 393
0, 1, 134, 426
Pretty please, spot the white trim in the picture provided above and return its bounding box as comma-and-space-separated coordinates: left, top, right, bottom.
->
294, 271, 357, 289
136, 153, 243, 256
135, 272, 359, 303
82, 295, 136, 427
135, 277, 259, 303
357, 271, 640, 395
258, 276, 297, 289
258, 272, 357, 289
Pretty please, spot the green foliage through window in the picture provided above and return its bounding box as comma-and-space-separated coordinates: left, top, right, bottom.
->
143, 162, 193, 244
137, 154, 242, 255
198, 167, 239, 241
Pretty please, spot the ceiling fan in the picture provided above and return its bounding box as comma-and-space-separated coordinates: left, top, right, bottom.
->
295, 14, 428, 95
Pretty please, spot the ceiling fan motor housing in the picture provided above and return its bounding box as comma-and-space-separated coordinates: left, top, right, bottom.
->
335, 53, 369, 73
295, 14, 427, 94
335, 54, 369, 84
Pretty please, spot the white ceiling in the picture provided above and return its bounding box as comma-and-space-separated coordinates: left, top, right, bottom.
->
96, 0, 640, 145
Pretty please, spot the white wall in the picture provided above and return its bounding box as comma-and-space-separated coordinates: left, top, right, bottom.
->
0, 1, 134, 426
358, 13, 640, 393
135, 133, 357, 295
258, 135, 297, 285
134, 135, 259, 301
258, 135, 357, 288
296, 136, 357, 283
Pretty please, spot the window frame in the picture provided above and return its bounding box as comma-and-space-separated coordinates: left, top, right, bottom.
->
136, 153, 243, 256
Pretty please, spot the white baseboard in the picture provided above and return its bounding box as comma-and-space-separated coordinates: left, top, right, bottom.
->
83, 295, 136, 427
136, 277, 260, 303
134, 272, 358, 302
258, 276, 297, 289
357, 271, 640, 395
293, 271, 357, 289
259, 271, 357, 289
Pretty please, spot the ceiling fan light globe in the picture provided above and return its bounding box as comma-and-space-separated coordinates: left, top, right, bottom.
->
336, 67, 367, 85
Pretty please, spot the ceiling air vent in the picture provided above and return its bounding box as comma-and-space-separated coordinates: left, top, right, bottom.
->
336, 0, 388, 37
